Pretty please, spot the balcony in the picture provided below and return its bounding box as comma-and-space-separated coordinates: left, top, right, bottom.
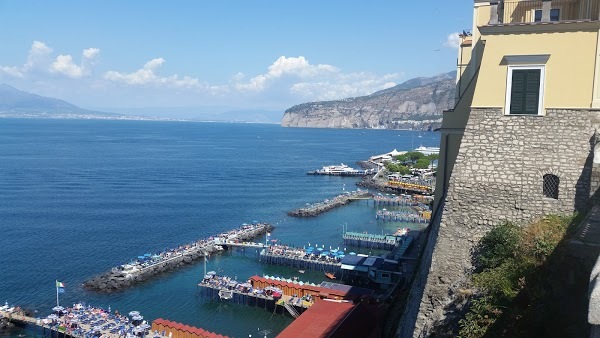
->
489, 0, 600, 25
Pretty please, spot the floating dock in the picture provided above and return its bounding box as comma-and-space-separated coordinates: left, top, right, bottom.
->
84, 222, 273, 292
288, 190, 372, 217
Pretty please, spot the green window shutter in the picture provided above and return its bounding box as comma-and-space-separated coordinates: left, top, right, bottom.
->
510, 69, 541, 114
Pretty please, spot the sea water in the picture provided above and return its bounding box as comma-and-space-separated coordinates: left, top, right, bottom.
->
0, 119, 439, 337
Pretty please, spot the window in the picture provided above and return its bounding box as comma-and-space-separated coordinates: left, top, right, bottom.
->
543, 174, 559, 199
505, 66, 545, 115
534, 8, 560, 22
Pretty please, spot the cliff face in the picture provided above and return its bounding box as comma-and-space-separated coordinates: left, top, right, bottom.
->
281, 71, 455, 130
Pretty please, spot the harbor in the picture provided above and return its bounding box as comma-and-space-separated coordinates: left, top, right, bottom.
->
287, 189, 372, 217
84, 222, 273, 292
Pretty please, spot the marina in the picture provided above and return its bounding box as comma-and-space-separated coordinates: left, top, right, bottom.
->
287, 189, 372, 217
83, 222, 273, 292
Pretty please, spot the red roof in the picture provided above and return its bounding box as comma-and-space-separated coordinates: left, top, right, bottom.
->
277, 300, 380, 338
277, 300, 354, 338
151, 319, 227, 338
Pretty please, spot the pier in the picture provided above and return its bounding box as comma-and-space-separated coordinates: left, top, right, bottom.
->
375, 210, 430, 223
197, 274, 310, 318
343, 232, 404, 250
288, 190, 372, 217
84, 222, 273, 292
259, 245, 344, 275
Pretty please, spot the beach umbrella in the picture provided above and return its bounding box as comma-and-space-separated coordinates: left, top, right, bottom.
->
47, 314, 59, 320
339, 255, 346, 258
128, 311, 140, 317
349, 252, 357, 255
52, 305, 64, 312
132, 315, 143, 321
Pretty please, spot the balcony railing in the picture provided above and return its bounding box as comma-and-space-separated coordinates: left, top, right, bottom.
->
489, 0, 600, 24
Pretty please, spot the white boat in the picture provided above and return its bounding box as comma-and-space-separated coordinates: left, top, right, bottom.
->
413, 146, 440, 156
309, 163, 374, 176
218, 289, 233, 300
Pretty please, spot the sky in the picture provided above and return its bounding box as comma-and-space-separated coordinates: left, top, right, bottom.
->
0, 0, 473, 116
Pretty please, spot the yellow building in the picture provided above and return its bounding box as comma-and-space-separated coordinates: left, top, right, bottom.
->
435, 0, 600, 210
403, 1, 600, 337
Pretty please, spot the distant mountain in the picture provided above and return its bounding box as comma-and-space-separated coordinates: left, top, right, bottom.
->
0, 84, 157, 120
281, 71, 456, 130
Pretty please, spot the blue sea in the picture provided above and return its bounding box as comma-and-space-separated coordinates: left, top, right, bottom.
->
0, 119, 439, 337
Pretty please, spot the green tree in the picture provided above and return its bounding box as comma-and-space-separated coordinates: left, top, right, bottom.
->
414, 158, 431, 169
427, 153, 439, 161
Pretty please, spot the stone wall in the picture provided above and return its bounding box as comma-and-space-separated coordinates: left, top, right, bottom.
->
401, 108, 600, 337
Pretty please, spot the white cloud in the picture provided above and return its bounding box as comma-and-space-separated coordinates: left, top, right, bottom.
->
444, 32, 461, 49
51, 55, 84, 78
83, 48, 100, 59
50, 47, 100, 79
0, 66, 23, 78
0, 41, 101, 79
104, 58, 202, 88
234, 55, 401, 101
235, 56, 338, 91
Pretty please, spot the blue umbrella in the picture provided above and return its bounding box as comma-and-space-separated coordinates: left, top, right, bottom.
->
349, 252, 357, 255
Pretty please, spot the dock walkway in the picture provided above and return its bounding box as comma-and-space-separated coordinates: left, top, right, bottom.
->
288, 190, 372, 217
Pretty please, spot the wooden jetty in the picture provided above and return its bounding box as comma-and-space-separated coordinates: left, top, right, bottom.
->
288, 190, 372, 217
343, 232, 404, 250
84, 222, 273, 292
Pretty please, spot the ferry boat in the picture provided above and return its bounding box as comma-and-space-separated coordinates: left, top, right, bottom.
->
413, 146, 440, 156
308, 164, 374, 176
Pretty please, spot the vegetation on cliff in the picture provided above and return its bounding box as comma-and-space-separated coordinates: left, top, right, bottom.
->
458, 214, 589, 338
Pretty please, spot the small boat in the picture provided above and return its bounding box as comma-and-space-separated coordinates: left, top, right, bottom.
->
325, 272, 336, 280
218, 289, 233, 300
298, 270, 305, 274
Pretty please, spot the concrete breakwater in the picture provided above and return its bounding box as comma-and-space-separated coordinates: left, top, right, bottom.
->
84, 223, 273, 292
288, 190, 372, 217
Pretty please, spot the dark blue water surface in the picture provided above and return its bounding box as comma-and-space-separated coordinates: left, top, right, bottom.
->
0, 119, 439, 337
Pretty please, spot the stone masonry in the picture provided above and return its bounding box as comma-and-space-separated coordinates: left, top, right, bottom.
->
397, 108, 600, 337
